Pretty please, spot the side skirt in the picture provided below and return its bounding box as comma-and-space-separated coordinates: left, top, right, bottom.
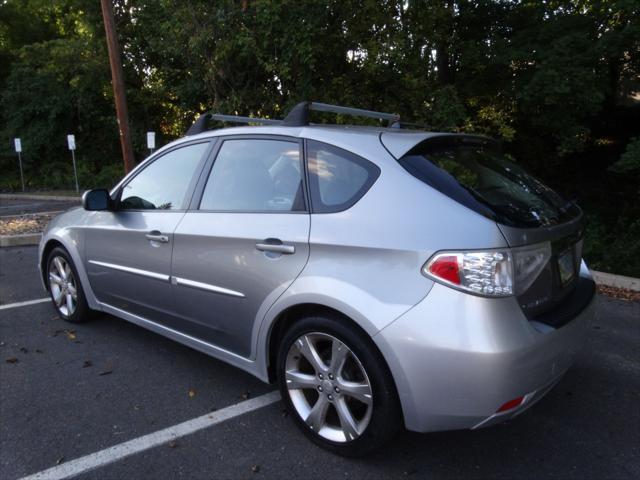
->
99, 302, 269, 383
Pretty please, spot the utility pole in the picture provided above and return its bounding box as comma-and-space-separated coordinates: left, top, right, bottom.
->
100, 0, 135, 173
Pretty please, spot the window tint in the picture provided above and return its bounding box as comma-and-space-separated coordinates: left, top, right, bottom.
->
200, 139, 304, 212
399, 140, 580, 228
120, 142, 209, 210
307, 140, 380, 213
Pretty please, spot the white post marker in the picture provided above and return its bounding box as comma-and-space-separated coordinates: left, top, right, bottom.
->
67, 134, 79, 193
14, 138, 25, 192
147, 131, 156, 154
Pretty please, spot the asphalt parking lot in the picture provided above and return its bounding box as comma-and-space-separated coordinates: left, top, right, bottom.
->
1, 245, 639, 480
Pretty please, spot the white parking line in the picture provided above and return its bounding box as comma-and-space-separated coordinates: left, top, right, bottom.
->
20, 390, 281, 480
0, 298, 49, 311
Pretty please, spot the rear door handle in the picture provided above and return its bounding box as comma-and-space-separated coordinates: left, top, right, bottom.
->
145, 230, 169, 243
255, 242, 295, 254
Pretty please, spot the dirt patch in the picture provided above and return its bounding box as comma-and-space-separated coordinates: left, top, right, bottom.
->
0, 213, 55, 235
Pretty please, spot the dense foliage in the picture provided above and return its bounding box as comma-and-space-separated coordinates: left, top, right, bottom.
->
0, 0, 638, 275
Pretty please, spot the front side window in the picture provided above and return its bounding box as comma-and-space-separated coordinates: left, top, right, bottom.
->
200, 139, 304, 212
306, 140, 380, 213
120, 142, 209, 210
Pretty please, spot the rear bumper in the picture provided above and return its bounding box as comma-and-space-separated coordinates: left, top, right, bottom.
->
374, 268, 595, 433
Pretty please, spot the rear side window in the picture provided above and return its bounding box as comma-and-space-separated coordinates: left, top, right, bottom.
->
199, 139, 305, 212
306, 140, 380, 213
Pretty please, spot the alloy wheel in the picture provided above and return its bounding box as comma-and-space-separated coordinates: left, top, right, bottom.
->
285, 332, 373, 442
48, 255, 78, 317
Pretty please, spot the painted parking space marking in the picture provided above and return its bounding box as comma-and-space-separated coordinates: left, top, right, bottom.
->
0, 298, 49, 311
19, 390, 281, 480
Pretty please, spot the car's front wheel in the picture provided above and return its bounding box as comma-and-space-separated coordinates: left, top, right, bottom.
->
46, 246, 92, 323
277, 313, 401, 456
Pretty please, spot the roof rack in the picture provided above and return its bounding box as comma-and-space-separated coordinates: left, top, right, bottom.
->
283, 101, 400, 126
186, 113, 283, 135
185, 101, 402, 135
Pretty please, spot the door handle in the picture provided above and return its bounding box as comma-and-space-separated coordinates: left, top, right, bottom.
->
255, 242, 295, 254
145, 230, 169, 243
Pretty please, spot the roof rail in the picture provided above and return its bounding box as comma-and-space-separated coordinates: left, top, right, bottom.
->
283, 101, 400, 126
389, 120, 431, 130
186, 113, 283, 136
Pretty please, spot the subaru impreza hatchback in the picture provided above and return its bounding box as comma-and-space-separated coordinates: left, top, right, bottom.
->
39, 102, 596, 455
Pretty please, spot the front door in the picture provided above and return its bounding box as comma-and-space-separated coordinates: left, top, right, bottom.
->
85, 141, 211, 322
171, 137, 310, 358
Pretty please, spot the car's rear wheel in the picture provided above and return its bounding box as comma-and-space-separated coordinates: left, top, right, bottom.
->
47, 247, 92, 323
277, 313, 401, 456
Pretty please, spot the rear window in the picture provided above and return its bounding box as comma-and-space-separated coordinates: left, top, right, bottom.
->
399, 138, 580, 228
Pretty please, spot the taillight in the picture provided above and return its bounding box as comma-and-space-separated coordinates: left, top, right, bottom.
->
423, 242, 551, 298
496, 396, 525, 413
427, 255, 461, 285
512, 242, 552, 294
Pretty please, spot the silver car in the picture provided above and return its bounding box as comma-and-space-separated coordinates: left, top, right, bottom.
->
39, 102, 596, 455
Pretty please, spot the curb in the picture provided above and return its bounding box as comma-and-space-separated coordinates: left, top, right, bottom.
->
0, 233, 42, 247
0, 193, 80, 201
592, 270, 640, 292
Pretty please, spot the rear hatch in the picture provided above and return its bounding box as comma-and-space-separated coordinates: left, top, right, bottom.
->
383, 133, 594, 326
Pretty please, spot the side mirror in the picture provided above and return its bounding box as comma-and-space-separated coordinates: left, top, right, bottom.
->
82, 189, 111, 211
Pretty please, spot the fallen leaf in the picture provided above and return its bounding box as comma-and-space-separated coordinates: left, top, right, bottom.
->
99, 370, 113, 376
83, 360, 93, 368
5, 357, 18, 364
241, 391, 251, 400
65, 330, 76, 340
56, 457, 64, 465
168, 440, 178, 448
251, 464, 260, 473
597, 284, 640, 302
188, 389, 196, 398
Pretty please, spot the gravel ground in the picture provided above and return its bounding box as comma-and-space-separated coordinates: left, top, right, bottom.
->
0, 213, 55, 235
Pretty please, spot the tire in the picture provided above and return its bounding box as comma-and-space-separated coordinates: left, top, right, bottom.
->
46, 246, 93, 323
277, 312, 401, 456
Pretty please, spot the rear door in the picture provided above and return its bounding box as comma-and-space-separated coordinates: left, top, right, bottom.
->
85, 140, 212, 322
170, 136, 310, 358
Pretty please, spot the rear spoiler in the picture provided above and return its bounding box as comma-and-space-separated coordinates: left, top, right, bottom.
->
380, 132, 498, 159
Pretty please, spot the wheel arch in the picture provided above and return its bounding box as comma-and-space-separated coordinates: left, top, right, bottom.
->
265, 303, 395, 393
40, 239, 65, 286
40, 232, 101, 310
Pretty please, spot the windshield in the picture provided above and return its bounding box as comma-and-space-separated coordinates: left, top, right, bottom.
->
399, 139, 581, 228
